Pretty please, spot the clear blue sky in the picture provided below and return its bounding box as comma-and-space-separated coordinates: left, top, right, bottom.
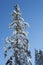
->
0, 0, 43, 65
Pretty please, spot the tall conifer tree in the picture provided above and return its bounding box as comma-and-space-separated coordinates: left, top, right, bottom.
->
4, 4, 32, 65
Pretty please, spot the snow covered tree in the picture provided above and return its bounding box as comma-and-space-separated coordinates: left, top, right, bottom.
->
4, 4, 32, 65
35, 49, 43, 65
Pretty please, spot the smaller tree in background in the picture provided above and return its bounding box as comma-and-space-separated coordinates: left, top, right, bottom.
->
4, 4, 32, 65
35, 49, 43, 65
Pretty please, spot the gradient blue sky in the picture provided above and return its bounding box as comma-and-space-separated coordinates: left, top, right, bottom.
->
0, 0, 43, 65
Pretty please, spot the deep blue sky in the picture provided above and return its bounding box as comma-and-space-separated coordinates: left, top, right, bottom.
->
0, 0, 43, 65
